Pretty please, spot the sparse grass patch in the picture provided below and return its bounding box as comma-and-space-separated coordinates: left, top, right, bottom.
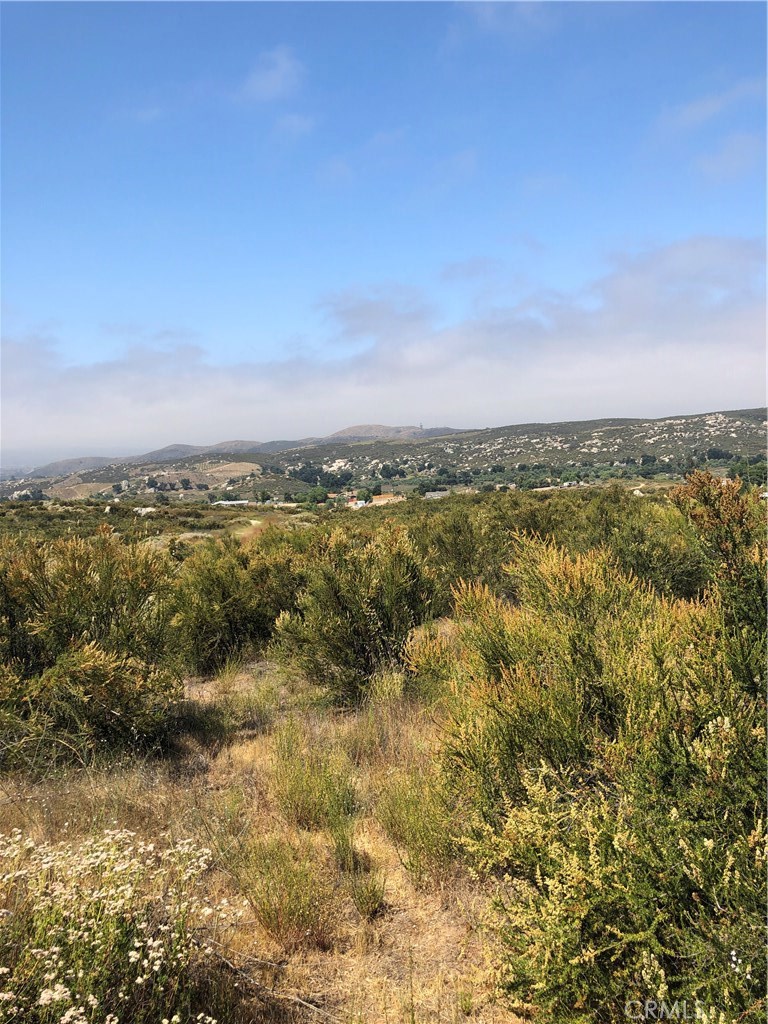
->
327, 813, 358, 873
347, 868, 387, 920
172, 664, 279, 754
271, 718, 357, 830
365, 668, 407, 704
456, 988, 475, 1017
376, 766, 455, 886
339, 690, 426, 772
233, 835, 337, 952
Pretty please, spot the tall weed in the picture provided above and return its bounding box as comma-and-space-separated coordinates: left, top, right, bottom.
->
376, 766, 455, 886
271, 718, 357, 830
233, 835, 337, 952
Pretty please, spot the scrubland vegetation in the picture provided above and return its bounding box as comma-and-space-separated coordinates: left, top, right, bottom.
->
0, 474, 764, 1022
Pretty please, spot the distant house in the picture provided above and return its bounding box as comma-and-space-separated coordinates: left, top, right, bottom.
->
371, 493, 405, 506
423, 490, 450, 500
212, 500, 250, 506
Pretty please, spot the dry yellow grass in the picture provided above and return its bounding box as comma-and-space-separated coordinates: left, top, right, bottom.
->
0, 662, 522, 1024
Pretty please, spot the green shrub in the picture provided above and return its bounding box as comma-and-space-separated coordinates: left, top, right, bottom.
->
441, 532, 766, 1020
30, 643, 177, 753
671, 471, 766, 693
474, 764, 765, 1022
592, 492, 708, 600
0, 530, 176, 678
443, 540, 656, 822
273, 528, 438, 702
0, 532, 181, 766
172, 538, 302, 675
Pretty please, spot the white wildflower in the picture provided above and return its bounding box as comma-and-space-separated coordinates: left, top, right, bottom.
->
38, 983, 71, 1005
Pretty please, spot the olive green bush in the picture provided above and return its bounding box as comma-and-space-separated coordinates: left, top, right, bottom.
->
273, 528, 438, 702
0, 529, 176, 676
172, 537, 303, 674
671, 471, 766, 693
440, 508, 766, 1021
0, 531, 180, 765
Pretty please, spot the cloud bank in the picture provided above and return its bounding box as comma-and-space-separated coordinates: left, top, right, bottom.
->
2, 236, 764, 466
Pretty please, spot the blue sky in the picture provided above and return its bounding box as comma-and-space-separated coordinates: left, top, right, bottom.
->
2, 1, 765, 464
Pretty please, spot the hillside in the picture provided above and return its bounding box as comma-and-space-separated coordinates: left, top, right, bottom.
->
25, 424, 464, 479
4, 408, 765, 503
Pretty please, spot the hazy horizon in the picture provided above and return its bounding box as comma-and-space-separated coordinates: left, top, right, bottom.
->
5, 401, 767, 472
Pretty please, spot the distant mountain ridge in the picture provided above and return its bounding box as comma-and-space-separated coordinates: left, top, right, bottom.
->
19, 410, 766, 481
27, 424, 462, 478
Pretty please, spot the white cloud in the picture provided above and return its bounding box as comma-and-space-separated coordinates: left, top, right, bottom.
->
129, 106, 166, 124
444, 147, 478, 181
2, 236, 764, 465
696, 132, 764, 182
239, 47, 304, 102
318, 156, 355, 185
274, 112, 316, 138
520, 172, 567, 197
450, 1, 558, 45
318, 287, 434, 348
475, 1, 555, 33
318, 128, 407, 187
659, 78, 764, 133
441, 258, 504, 283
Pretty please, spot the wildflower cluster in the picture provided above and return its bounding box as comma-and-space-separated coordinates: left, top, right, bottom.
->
0, 829, 240, 1023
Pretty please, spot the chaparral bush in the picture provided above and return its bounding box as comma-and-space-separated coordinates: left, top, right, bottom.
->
0, 530, 176, 677
273, 528, 438, 703
172, 536, 304, 675
439, 475, 766, 1021
0, 531, 180, 766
